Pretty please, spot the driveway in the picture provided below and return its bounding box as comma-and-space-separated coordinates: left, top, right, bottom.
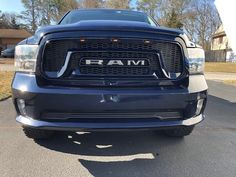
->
0, 81, 236, 177
205, 72, 236, 81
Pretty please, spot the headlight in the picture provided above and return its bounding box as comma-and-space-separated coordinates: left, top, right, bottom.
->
187, 47, 205, 74
15, 45, 39, 72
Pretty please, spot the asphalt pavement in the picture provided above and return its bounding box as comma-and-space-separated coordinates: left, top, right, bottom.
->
0, 80, 236, 177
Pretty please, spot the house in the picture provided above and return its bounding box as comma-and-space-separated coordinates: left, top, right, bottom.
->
211, 25, 230, 50
0, 29, 31, 52
208, 25, 236, 62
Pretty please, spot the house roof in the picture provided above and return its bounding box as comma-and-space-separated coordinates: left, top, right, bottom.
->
0, 29, 31, 39
212, 25, 226, 38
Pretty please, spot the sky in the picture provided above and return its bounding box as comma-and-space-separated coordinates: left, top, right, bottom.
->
0, 0, 25, 13
0, 0, 137, 14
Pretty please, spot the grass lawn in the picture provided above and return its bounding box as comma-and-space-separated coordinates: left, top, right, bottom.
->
205, 62, 236, 86
205, 62, 236, 73
0, 71, 14, 101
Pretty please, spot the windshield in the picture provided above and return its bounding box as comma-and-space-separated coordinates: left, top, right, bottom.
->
59, 10, 158, 26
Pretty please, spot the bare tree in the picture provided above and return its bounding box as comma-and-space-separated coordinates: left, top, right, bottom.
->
137, 0, 161, 18
50, 0, 79, 22
137, 0, 191, 27
182, 0, 221, 49
78, 0, 104, 8
21, 0, 78, 32
21, 0, 40, 32
38, 0, 52, 26
136, 0, 221, 49
0, 11, 20, 29
105, 0, 130, 9
181, 10, 197, 41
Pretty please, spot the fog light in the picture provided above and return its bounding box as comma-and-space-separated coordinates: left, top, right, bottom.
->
196, 99, 204, 115
17, 99, 26, 116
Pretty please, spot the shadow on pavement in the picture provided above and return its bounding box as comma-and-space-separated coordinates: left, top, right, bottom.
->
203, 95, 236, 133
36, 131, 184, 177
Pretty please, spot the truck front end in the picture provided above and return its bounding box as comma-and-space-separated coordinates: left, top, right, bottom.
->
12, 9, 207, 139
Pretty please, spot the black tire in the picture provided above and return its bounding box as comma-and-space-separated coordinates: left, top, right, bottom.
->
163, 126, 194, 137
23, 127, 54, 139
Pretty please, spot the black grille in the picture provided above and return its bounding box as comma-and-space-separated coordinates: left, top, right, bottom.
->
43, 38, 183, 78
80, 67, 150, 75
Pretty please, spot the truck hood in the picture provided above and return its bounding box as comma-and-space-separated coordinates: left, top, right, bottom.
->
23, 20, 185, 45
37, 20, 183, 35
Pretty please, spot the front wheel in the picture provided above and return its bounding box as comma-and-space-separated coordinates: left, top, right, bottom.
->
163, 126, 194, 137
23, 127, 55, 139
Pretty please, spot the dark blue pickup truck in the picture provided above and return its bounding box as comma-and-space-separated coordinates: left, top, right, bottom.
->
12, 9, 207, 139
